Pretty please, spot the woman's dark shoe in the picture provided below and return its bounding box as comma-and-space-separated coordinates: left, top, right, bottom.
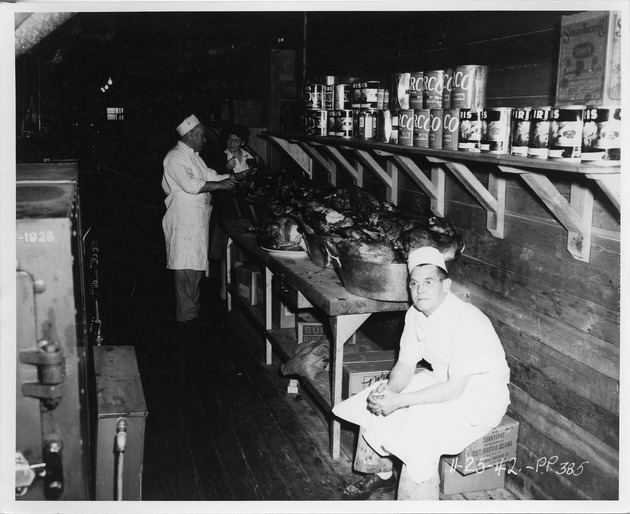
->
342, 473, 396, 500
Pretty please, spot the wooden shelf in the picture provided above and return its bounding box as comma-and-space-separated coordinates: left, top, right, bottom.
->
263, 131, 620, 263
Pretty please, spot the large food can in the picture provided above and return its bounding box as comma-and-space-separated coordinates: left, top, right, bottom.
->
442, 69, 453, 109
398, 109, 415, 146
409, 72, 424, 109
390, 113, 399, 144
327, 110, 338, 136
429, 109, 444, 149
351, 82, 363, 109
392, 73, 411, 111
377, 89, 390, 111
324, 84, 335, 111
334, 84, 352, 109
338, 109, 353, 138
581, 106, 621, 164
303, 84, 324, 109
377, 110, 393, 143
357, 109, 377, 140
458, 107, 482, 152
362, 81, 380, 109
527, 106, 553, 159
304, 109, 327, 136
413, 109, 431, 148
442, 108, 460, 150
423, 70, 444, 109
452, 65, 488, 108
548, 106, 585, 161
480, 107, 513, 154
510, 107, 532, 156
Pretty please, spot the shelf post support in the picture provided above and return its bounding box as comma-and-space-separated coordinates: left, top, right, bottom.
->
391, 154, 445, 217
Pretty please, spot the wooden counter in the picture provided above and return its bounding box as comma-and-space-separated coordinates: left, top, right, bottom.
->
220, 217, 410, 458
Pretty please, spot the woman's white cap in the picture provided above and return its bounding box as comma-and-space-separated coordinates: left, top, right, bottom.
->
407, 246, 448, 274
176, 114, 200, 136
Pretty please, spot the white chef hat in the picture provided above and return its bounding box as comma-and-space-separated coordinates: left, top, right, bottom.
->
176, 114, 201, 136
407, 246, 448, 274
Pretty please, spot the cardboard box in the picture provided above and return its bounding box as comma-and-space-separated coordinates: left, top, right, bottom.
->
342, 359, 395, 399
556, 11, 622, 106
296, 311, 327, 344
272, 291, 296, 328
443, 415, 519, 476
236, 263, 263, 306
439, 458, 505, 495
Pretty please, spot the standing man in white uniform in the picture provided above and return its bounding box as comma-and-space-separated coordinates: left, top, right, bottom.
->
162, 114, 237, 324
333, 246, 510, 500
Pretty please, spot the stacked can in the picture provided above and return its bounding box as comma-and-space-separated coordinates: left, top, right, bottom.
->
413, 109, 431, 148
303, 83, 325, 135
423, 70, 444, 109
451, 65, 488, 109
304, 109, 327, 136
442, 69, 453, 109
458, 108, 483, 152
581, 106, 621, 164
480, 107, 513, 154
442, 109, 460, 150
335, 84, 352, 110
377, 88, 392, 143
548, 106, 585, 162
527, 106, 553, 159
392, 72, 411, 112
409, 72, 424, 109
398, 109, 415, 147
510, 107, 532, 156
429, 109, 444, 149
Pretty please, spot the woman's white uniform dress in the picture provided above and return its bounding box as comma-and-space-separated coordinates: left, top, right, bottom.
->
333, 290, 510, 485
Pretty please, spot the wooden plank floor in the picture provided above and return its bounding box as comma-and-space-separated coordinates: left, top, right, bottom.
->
84, 164, 518, 504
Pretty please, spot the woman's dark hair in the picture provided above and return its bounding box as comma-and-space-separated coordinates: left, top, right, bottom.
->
224, 124, 250, 143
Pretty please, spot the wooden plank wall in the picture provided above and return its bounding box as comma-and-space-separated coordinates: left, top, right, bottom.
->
301, 10, 621, 500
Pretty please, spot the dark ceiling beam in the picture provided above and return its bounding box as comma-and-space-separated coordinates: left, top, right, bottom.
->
15, 12, 76, 57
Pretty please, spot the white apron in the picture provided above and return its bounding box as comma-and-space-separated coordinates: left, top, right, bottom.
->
162, 141, 228, 271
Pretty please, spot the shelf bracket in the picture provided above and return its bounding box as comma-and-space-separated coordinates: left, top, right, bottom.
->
586, 173, 620, 211
268, 136, 313, 177
297, 142, 335, 177
391, 154, 445, 216
326, 146, 360, 182
519, 171, 593, 262
428, 157, 505, 237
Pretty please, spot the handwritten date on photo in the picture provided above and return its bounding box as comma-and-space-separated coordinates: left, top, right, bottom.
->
447, 456, 589, 477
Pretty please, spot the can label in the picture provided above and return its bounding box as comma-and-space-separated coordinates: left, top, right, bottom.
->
357, 109, 377, 140
327, 109, 337, 136
481, 107, 513, 154
413, 109, 431, 148
458, 108, 482, 152
442, 69, 453, 109
324, 85, 335, 111
390, 114, 399, 144
304, 84, 324, 109
429, 109, 444, 149
527, 106, 552, 158
335, 84, 351, 110
398, 109, 414, 146
452, 65, 488, 109
377, 89, 390, 111
378, 110, 392, 143
511, 107, 531, 156
351, 83, 363, 109
409, 72, 424, 109
392, 73, 410, 111
304, 109, 327, 136
549, 106, 585, 161
361, 81, 380, 109
442, 109, 460, 150
581, 106, 621, 163
338, 109, 353, 138
423, 70, 444, 109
